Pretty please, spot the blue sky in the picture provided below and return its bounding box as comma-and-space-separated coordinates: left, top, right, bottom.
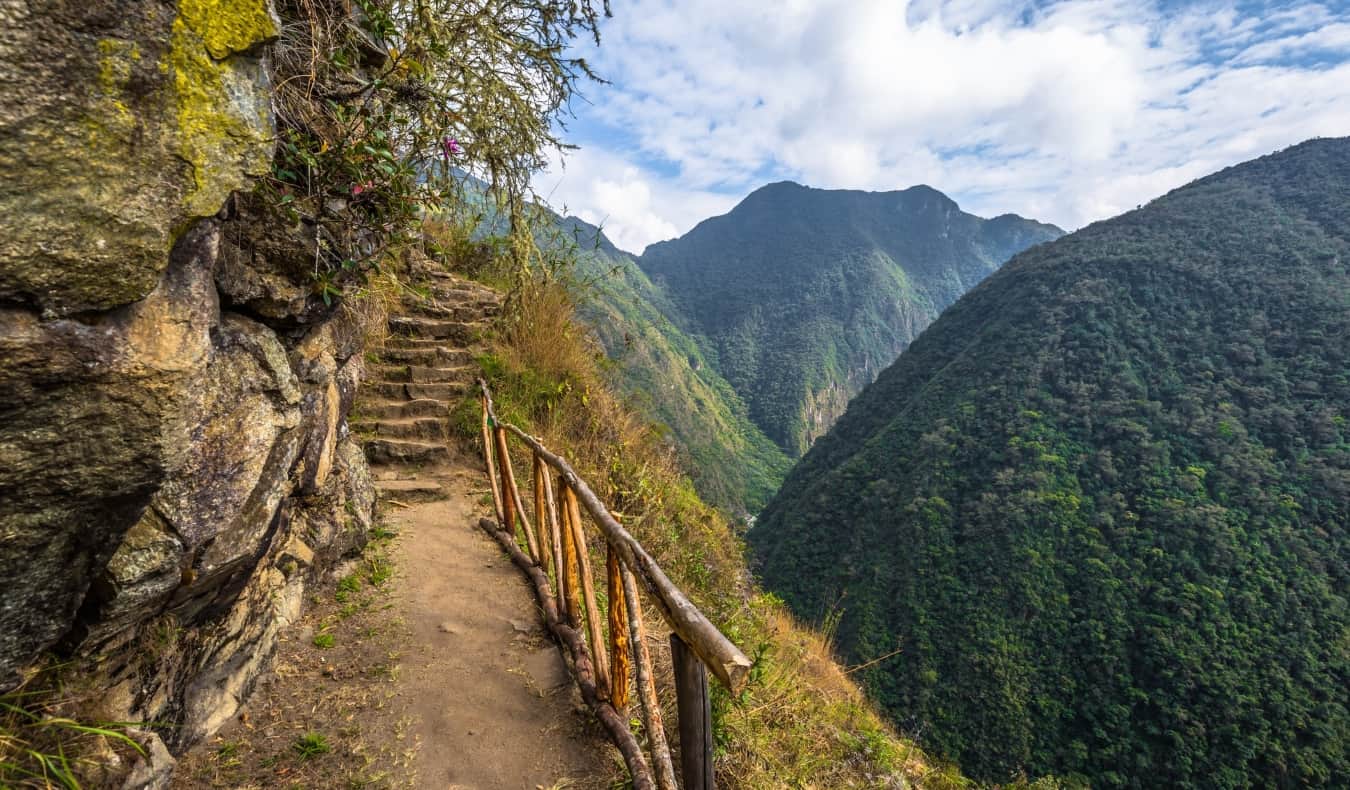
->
533, 0, 1350, 254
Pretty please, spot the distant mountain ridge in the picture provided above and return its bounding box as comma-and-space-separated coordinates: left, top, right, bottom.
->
749, 138, 1350, 786
555, 183, 1059, 513
637, 181, 1063, 454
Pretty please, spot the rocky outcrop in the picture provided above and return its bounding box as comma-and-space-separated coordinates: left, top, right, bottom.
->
0, 0, 376, 777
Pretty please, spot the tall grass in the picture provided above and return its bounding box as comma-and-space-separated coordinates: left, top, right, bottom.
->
0, 661, 145, 789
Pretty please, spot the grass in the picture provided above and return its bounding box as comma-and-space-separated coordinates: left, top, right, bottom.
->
293, 732, 331, 761
0, 661, 146, 789
313, 633, 337, 649
464, 270, 982, 788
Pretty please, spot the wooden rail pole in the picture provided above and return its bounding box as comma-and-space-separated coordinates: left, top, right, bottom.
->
493, 426, 517, 534
480, 396, 504, 524
558, 478, 582, 627
532, 457, 553, 577
671, 634, 714, 790
542, 463, 565, 595
621, 565, 679, 790
607, 546, 631, 711
494, 427, 542, 562
564, 483, 611, 700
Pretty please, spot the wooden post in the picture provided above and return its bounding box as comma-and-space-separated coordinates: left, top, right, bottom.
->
531, 456, 552, 576
607, 546, 631, 711
480, 397, 504, 525
494, 426, 541, 562
622, 565, 678, 790
564, 482, 611, 700
558, 479, 582, 628
542, 463, 564, 597
671, 634, 714, 790
493, 426, 516, 533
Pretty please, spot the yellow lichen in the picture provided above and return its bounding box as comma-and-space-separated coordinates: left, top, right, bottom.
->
169, 14, 274, 217
177, 0, 279, 60
92, 39, 139, 138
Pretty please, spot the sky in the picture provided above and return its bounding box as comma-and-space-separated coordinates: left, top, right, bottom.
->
530, 0, 1350, 254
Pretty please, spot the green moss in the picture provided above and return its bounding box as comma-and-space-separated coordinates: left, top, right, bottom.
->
178, 0, 279, 59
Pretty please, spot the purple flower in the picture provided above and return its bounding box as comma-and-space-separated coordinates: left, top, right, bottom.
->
442, 137, 461, 158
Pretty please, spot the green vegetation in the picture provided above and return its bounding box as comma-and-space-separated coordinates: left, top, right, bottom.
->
751, 138, 1350, 787
560, 217, 793, 514
639, 182, 1062, 456
312, 633, 336, 650
0, 662, 144, 789
258, 0, 610, 311
292, 731, 331, 761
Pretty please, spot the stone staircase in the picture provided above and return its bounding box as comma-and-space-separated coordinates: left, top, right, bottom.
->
355, 268, 501, 502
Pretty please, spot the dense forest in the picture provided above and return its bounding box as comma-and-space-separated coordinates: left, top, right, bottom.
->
750, 138, 1350, 787
639, 181, 1063, 455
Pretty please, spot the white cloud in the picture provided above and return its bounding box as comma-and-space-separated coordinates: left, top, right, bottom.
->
534, 147, 737, 254
539, 0, 1350, 250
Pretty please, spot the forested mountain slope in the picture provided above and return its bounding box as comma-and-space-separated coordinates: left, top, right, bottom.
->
559, 217, 791, 513
750, 138, 1350, 787
639, 182, 1063, 455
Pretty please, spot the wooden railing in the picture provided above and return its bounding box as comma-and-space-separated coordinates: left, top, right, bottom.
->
475, 380, 752, 790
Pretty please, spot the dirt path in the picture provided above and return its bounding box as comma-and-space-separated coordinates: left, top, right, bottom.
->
175, 268, 612, 789
386, 467, 611, 789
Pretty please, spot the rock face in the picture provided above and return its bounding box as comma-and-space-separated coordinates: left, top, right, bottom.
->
0, 0, 375, 772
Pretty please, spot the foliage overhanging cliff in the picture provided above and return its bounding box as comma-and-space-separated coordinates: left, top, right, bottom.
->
750, 138, 1350, 788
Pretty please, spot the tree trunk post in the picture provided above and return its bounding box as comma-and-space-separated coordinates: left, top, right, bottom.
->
607, 546, 631, 711
671, 634, 714, 790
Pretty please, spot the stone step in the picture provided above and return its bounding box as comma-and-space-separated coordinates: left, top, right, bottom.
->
359, 417, 447, 441
373, 363, 475, 385
360, 398, 450, 420
376, 346, 474, 368
388, 316, 488, 342
368, 381, 469, 401
399, 300, 484, 321
364, 438, 452, 466
383, 336, 490, 352
375, 479, 448, 503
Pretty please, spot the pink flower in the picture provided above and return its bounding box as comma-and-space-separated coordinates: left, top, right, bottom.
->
351, 181, 374, 196
442, 137, 461, 158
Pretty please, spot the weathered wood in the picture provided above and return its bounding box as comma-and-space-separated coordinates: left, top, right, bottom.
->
494, 426, 541, 563
502, 422, 752, 693
564, 482, 611, 700
608, 546, 631, 711
531, 456, 553, 577
542, 462, 565, 598
492, 426, 516, 534
480, 395, 504, 525
558, 477, 582, 627
478, 517, 655, 790
621, 564, 679, 790
671, 634, 714, 790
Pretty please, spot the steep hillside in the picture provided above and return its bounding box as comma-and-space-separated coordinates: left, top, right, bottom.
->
750, 139, 1350, 787
639, 182, 1063, 454
559, 217, 791, 513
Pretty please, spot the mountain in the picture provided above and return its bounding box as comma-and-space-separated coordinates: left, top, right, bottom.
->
638, 182, 1064, 455
557, 217, 792, 513
749, 139, 1350, 787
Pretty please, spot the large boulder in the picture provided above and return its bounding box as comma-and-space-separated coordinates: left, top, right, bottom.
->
0, 0, 278, 315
